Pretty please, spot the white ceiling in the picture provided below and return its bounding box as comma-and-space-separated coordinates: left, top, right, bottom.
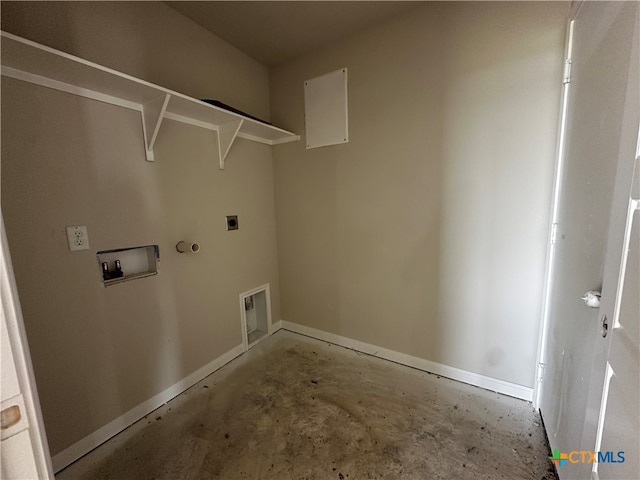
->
166, 1, 421, 67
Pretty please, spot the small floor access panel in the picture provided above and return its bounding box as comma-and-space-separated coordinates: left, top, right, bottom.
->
240, 285, 271, 348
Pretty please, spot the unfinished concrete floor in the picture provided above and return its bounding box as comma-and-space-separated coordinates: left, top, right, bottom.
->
56, 330, 557, 480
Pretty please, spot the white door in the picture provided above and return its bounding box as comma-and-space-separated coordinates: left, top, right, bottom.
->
585, 156, 639, 480
1, 215, 53, 479
538, 2, 639, 479
577, 8, 640, 478
578, 8, 640, 480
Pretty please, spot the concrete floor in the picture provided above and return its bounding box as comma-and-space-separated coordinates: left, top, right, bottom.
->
56, 330, 557, 480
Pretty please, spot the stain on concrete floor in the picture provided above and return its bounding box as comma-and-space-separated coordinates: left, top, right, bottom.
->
56, 331, 557, 480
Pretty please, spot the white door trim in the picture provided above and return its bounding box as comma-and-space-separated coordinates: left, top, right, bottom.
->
1, 213, 54, 478
533, 17, 575, 408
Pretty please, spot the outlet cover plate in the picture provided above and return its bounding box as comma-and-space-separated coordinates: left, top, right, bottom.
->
66, 225, 90, 251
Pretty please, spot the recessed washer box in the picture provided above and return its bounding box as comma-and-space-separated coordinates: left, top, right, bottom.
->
96, 245, 159, 286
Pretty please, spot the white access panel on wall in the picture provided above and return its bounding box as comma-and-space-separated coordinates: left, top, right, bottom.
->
304, 68, 348, 149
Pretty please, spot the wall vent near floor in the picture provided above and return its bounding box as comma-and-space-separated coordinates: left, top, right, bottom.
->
239, 284, 272, 350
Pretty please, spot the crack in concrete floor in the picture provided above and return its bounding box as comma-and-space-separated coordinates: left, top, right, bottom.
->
56, 331, 557, 480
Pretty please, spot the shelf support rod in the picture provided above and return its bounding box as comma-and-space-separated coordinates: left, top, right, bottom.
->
141, 93, 170, 161
217, 119, 244, 169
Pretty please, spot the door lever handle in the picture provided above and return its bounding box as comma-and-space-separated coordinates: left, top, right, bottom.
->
581, 290, 601, 308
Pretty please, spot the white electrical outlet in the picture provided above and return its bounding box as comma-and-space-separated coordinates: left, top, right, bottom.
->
66, 226, 90, 251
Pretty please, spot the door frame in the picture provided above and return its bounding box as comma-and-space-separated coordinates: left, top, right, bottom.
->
533, 3, 581, 408
1, 213, 54, 478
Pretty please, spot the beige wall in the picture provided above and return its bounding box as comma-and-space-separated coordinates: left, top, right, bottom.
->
1, 3, 279, 456
270, 2, 569, 388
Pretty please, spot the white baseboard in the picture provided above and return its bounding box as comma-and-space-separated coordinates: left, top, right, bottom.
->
278, 320, 533, 402
51, 343, 245, 473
